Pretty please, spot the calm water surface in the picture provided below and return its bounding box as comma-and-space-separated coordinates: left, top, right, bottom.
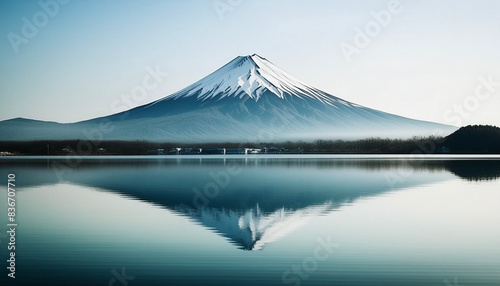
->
0, 155, 499, 285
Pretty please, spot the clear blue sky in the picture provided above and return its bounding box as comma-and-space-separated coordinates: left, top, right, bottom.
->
1, 0, 499, 127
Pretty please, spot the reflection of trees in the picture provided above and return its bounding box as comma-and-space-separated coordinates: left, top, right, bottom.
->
2, 157, 499, 182
445, 160, 500, 182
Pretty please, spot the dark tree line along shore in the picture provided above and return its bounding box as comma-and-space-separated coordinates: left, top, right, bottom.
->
0, 125, 499, 155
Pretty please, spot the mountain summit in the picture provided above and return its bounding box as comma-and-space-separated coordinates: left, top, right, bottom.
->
153, 54, 342, 104
0, 54, 455, 142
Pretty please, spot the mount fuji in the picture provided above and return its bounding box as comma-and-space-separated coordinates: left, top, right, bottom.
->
0, 54, 455, 142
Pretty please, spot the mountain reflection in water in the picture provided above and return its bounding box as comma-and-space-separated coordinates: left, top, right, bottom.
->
1, 156, 498, 251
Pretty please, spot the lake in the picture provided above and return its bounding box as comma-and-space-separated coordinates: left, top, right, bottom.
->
0, 155, 499, 286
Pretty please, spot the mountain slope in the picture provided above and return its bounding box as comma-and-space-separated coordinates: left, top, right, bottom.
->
0, 54, 456, 142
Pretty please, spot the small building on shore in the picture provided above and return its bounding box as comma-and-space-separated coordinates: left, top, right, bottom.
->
200, 148, 226, 154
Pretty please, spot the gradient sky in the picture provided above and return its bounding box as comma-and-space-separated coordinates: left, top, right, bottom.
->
1, 0, 499, 127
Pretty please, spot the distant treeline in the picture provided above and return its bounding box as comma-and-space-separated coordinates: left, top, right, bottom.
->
1, 125, 498, 155
0, 136, 449, 155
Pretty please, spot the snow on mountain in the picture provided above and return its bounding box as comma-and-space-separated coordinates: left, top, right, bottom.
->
0, 54, 457, 142
148, 54, 345, 106
176, 202, 336, 251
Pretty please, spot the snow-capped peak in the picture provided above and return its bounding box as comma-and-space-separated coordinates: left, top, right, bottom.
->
150, 54, 344, 106
177, 202, 335, 251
